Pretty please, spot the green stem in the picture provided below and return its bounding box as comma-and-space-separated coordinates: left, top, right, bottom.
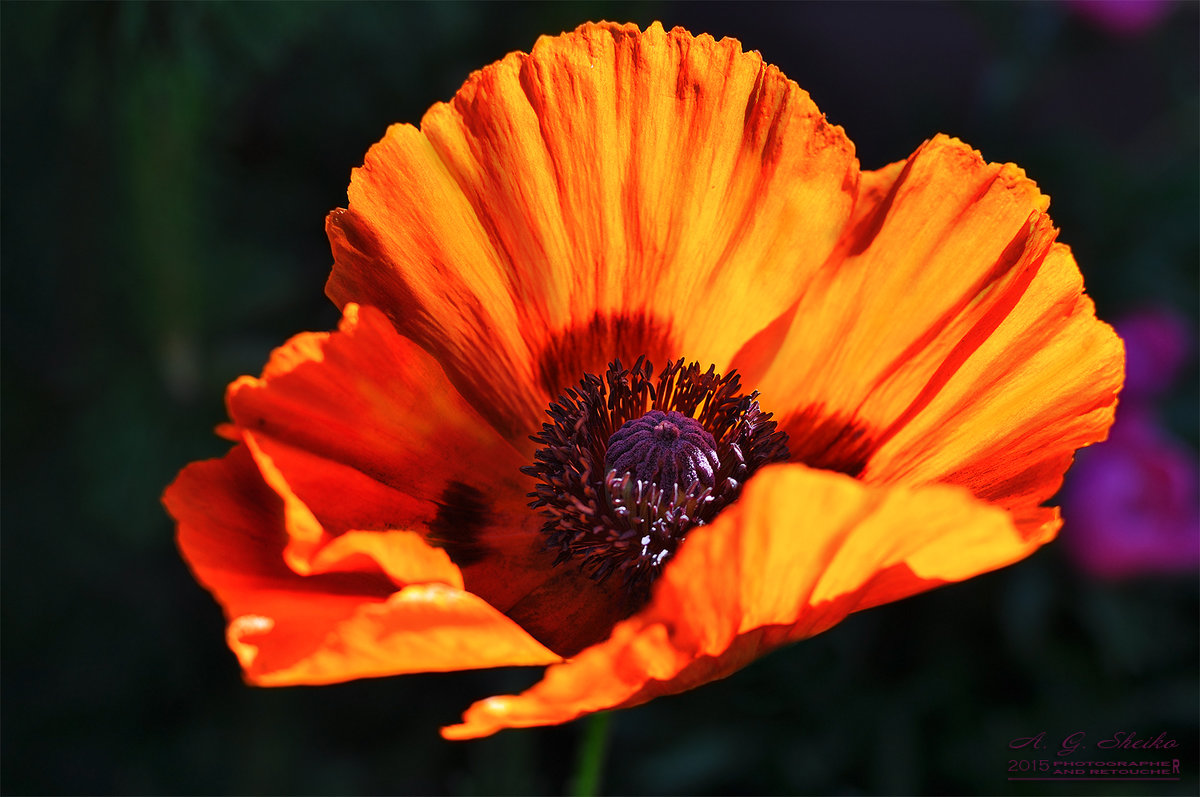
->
569, 711, 613, 797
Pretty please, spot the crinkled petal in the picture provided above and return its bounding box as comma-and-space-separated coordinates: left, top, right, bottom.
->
326, 21, 858, 441
224, 302, 633, 654
226, 304, 539, 605
443, 463, 1028, 738
863, 241, 1122, 541
163, 447, 560, 685
744, 136, 1122, 539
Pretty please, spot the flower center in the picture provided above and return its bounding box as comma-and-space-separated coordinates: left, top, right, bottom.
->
523, 357, 789, 596
605, 410, 719, 490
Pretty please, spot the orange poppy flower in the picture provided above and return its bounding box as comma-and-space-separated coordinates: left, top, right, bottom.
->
163, 21, 1124, 740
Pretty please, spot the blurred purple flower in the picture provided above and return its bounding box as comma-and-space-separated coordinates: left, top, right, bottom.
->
1118, 307, 1191, 400
1062, 307, 1199, 579
1063, 407, 1199, 579
1068, 0, 1174, 36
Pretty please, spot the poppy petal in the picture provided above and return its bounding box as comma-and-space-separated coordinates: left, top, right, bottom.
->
864, 241, 1123, 540
227, 304, 535, 593
326, 21, 858, 438
164, 446, 561, 685
228, 303, 530, 517
225, 301, 635, 652
442, 462, 1026, 738
746, 136, 1121, 534
753, 136, 1053, 464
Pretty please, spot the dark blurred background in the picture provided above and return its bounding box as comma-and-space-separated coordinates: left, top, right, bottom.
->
3, 2, 1197, 795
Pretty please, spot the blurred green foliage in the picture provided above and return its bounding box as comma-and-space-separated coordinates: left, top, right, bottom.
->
2, 2, 1196, 794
